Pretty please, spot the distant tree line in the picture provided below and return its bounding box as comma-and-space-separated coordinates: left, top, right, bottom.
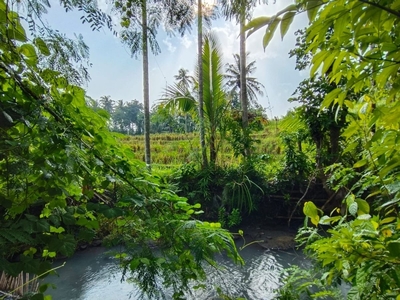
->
87, 95, 197, 135
88, 50, 266, 137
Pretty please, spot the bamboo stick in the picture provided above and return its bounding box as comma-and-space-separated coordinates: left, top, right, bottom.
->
0, 272, 6, 289
18, 273, 23, 296
7, 276, 12, 291
17, 274, 21, 296
0, 271, 39, 297
24, 273, 29, 294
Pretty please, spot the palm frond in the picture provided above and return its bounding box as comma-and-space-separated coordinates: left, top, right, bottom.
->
158, 83, 197, 114
202, 33, 226, 125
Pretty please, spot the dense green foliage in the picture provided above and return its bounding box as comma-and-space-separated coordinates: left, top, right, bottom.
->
249, 0, 400, 299
0, 2, 244, 299
6, 0, 400, 298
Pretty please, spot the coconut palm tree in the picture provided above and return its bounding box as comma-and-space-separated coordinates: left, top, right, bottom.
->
220, 0, 266, 157
225, 53, 265, 108
173, 68, 195, 132
113, 0, 194, 169
198, 0, 207, 167
200, 34, 228, 163
174, 68, 194, 90
99, 95, 114, 115
159, 34, 228, 164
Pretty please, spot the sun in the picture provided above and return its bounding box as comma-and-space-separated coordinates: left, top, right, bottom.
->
202, 0, 216, 7
194, 0, 217, 16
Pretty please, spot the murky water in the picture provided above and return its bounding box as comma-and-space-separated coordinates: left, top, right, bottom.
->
44, 243, 308, 300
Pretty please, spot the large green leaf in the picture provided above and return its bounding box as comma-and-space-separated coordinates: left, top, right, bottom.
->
303, 201, 321, 226
387, 242, 400, 258
263, 17, 280, 49
6, 12, 27, 42
355, 199, 370, 215
306, 0, 324, 21
280, 11, 296, 40
19, 44, 38, 66
34, 37, 50, 56
245, 16, 272, 38
50, 234, 76, 256
321, 88, 342, 108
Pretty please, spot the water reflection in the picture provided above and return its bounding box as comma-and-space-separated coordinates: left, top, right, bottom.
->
45, 244, 308, 300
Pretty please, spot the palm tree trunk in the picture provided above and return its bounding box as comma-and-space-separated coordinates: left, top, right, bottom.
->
142, 0, 151, 170
239, 8, 249, 158
329, 125, 340, 163
210, 128, 217, 165
198, 0, 208, 168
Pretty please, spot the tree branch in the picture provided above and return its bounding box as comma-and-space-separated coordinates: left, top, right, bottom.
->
359, 0, 400, 19
0, 61, 145, 196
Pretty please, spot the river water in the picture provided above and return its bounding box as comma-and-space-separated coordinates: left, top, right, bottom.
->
44, 243, 309, 300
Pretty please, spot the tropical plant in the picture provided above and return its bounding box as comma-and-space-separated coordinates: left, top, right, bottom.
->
86, 96, 101, 110
163, 69, 196, 133
224, 53, 265, 109
159, 34, 230, 165
275, 265, 344, 300
174, 68, 195, 133
276, 131, 312, 189
174, 68, 194, 90
201, 34, 230, 164
218, 207, 242, 228
222, 167, 264, 214
150, 105, 189, 134
171, 161, 266, 219
197, 0, 218, 168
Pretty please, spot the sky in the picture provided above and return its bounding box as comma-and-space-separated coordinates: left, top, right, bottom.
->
44, 0, 309, 118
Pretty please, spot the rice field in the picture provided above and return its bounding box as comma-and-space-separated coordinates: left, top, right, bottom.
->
118, 122, 284, 168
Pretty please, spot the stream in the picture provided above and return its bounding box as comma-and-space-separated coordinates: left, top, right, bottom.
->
44, 243, 309, 300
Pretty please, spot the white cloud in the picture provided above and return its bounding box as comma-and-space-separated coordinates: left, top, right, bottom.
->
211, 21, 239, 63
180, 35, 193, 49
163, 37, 177, 53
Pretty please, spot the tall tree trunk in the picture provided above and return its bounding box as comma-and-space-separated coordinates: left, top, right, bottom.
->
329, 125, 340, 163
185, 114, 188, 133
239, 8, 249, 157
142, 0, 151, 170
210, 128, 216, 165
315, 138, 323, 173
198, 0, 208, 168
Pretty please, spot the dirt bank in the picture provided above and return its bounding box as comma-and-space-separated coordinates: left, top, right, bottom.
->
238, 224, 299, 250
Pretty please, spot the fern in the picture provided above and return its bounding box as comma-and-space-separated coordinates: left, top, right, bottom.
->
276, 266, 345, 300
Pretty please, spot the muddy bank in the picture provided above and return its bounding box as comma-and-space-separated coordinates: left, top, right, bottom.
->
238, 225, 299, 250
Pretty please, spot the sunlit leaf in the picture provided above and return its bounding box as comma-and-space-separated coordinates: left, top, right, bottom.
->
34, 37, 50, 56
245, 16, 272, 38
263, 17, 280, 49
280, 11, 296, 40
355, 199, 370, 215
